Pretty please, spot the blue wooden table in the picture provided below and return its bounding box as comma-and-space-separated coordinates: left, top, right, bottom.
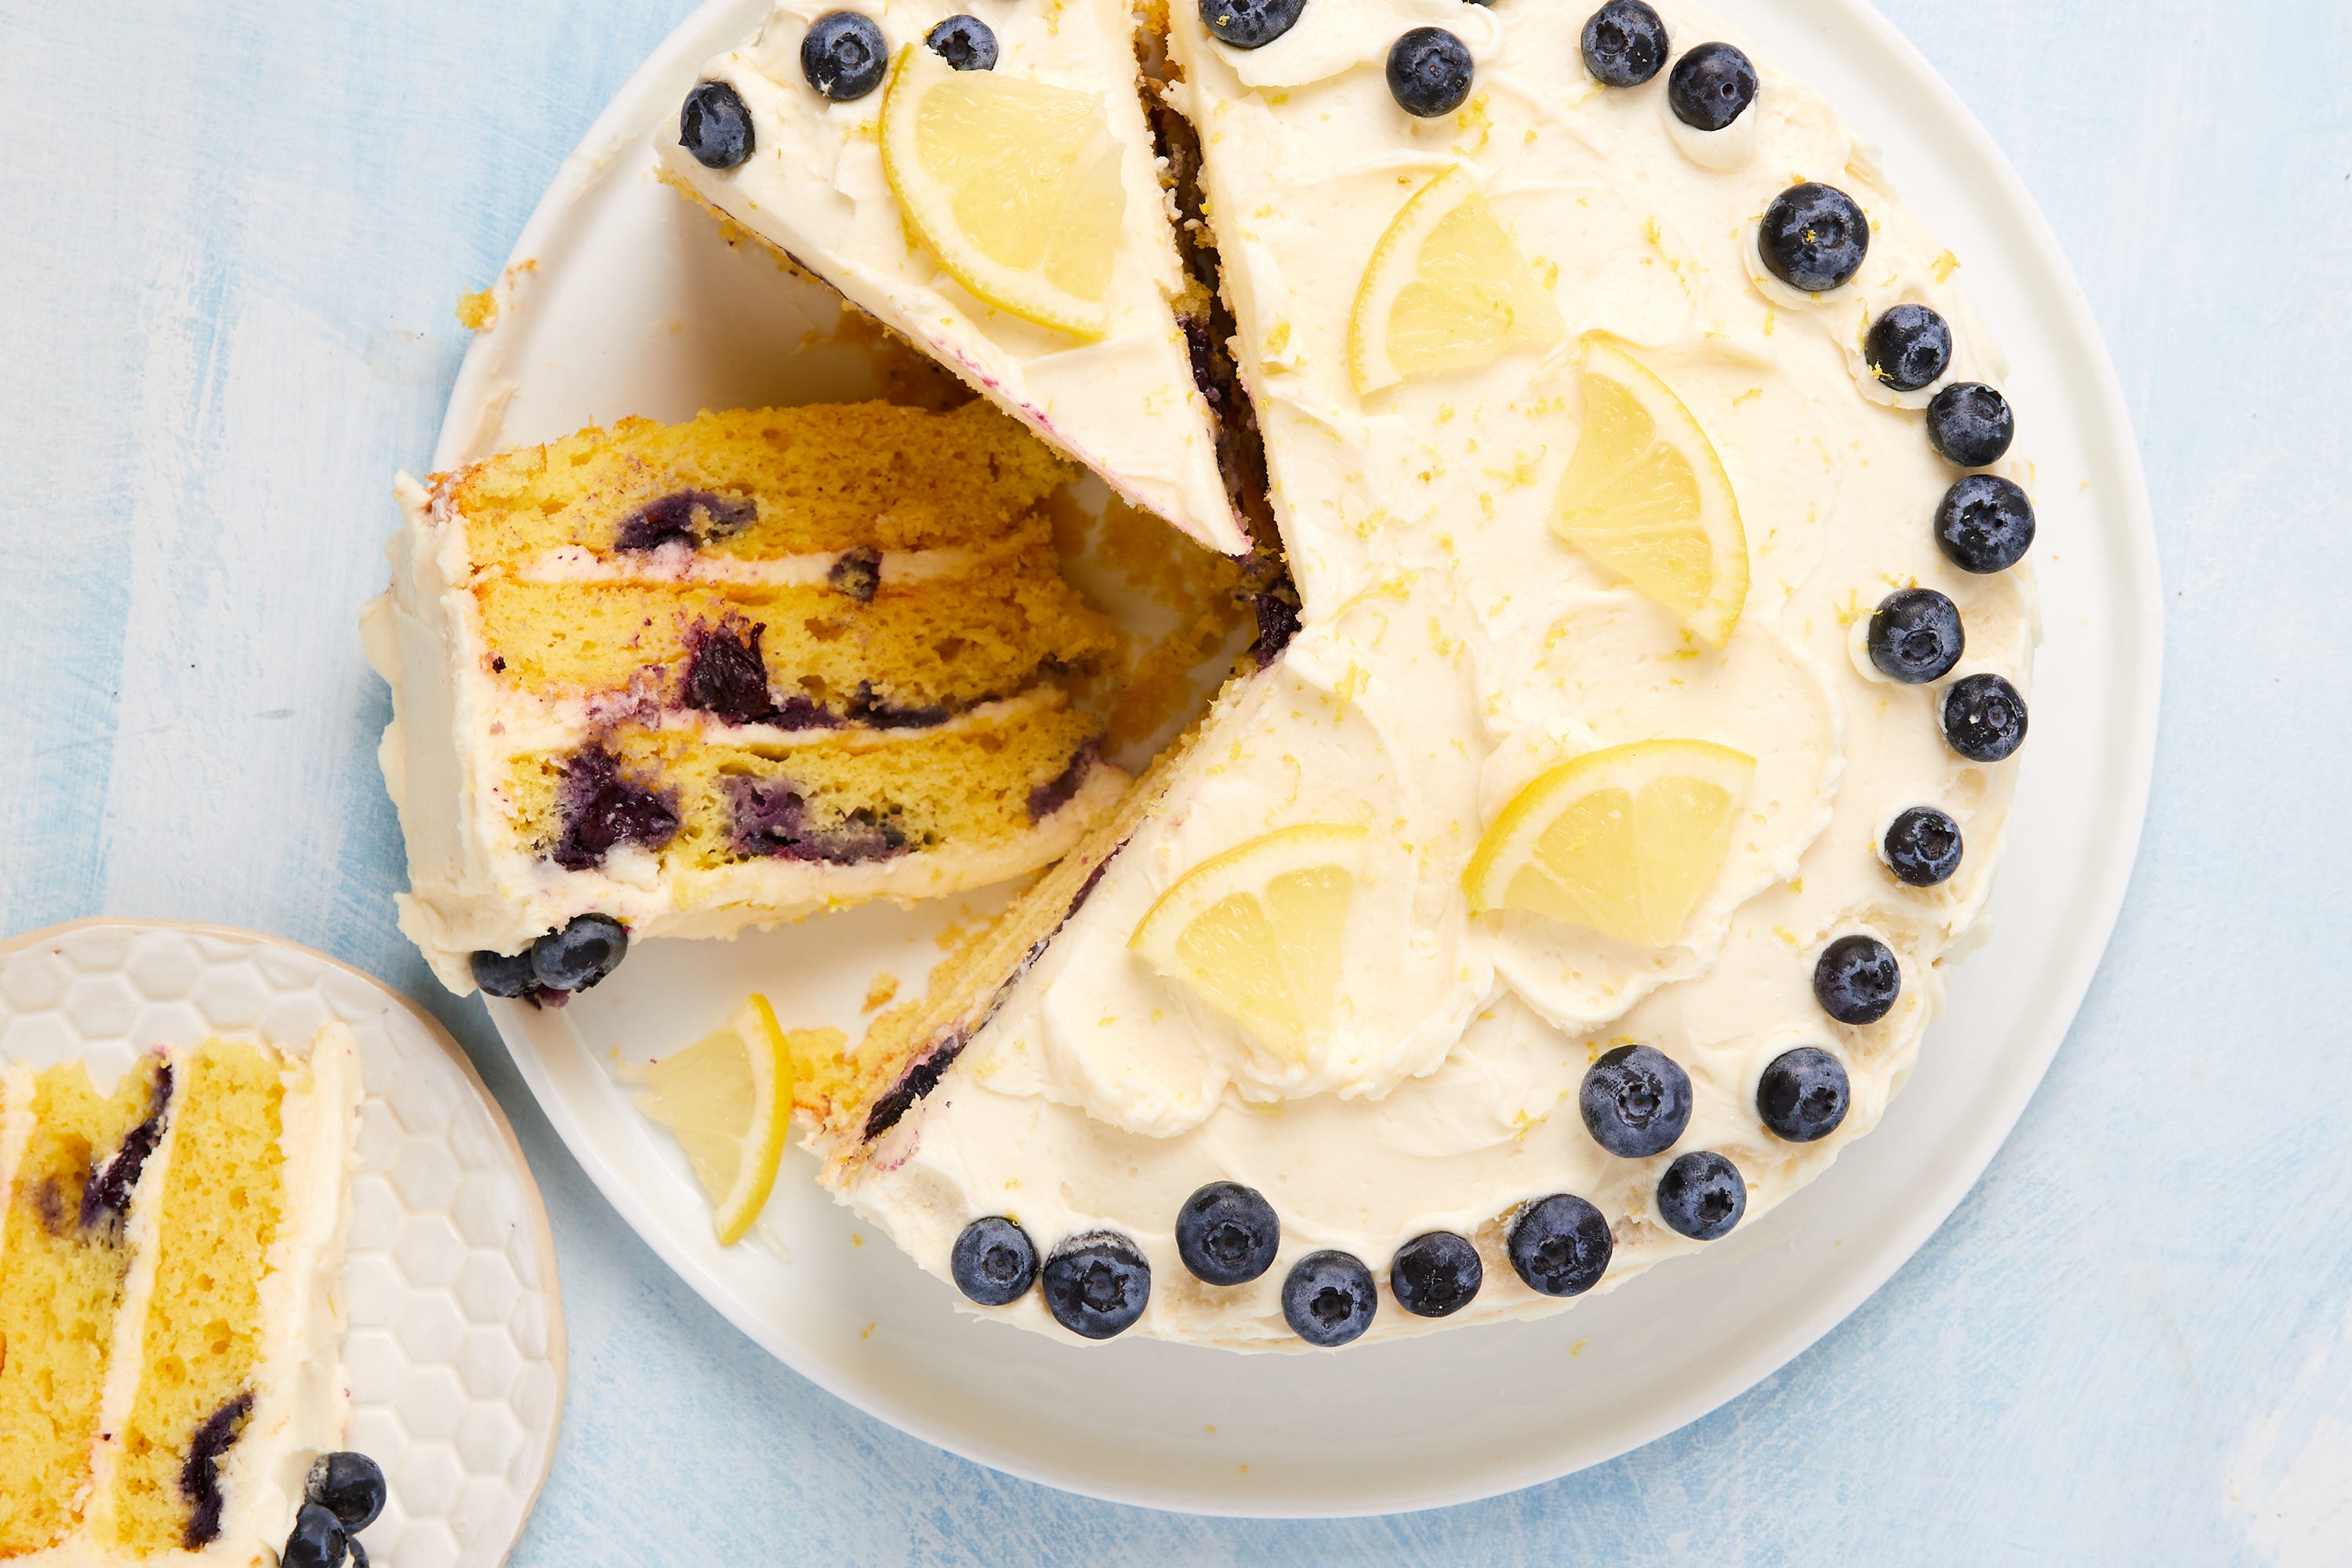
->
3, 2, 2341, 1561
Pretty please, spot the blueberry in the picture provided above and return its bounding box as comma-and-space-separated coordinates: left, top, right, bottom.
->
1866, 588, 1964, 684
1657, 1151, 1746, 1240
1926, 382, 2015, 466
1040, 1232, 1151, 1339
1507, 1194, 1613, 1298
529, 913, 628, 995
1934, 474, 2036, 573
925, 15, 997, 71
1942, 673, 2028, 762
1668, 42, 1755, 132
305, 1451, 387, 1533
1581, 1, 1668, 87
1200, 0, 1306, 50
1813, 933, 1901, 1025
1387, 27, 1474, 118
801, 11, 887, 101
1579, 1044, 1693, 1159
281, 1503, 347, 1568
1759, 183, 1870, 293
679, 82, 754, 171
1389, 1230, 1483, 1318
1884, 805, 1963, 887
350, 1543, 370, 1568
1281, 1250, 1377, 1347
470, 949, 535, 1000
1174, 1181, 1280, 1286
1866, 303, 1952, 393
1756, 1047, 1850, 1143
950, 1216, 1037, 1305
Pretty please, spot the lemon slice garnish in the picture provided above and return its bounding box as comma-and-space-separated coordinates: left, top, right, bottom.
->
1128, 825, 1370, 1060
879, 44, 1125, 339
1464, 740, 1757, 946
1348, 165, 1565, 395
1552, 336, 1749, 647
621, 993, 793, 1245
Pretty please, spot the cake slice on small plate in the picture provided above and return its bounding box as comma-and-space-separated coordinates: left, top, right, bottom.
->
655, 0, 1247, 556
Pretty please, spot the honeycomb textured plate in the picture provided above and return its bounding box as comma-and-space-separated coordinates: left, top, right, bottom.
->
0, 919, 564, 1566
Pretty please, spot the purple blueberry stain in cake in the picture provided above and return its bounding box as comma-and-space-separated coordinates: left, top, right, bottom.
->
1183, 316, 1223, 408
551, 745, 681, 872
682, 620, 780, 725
79, 1062, 173, 1239
612, 488, 758, 553
863, 1029, 969, 1141
727, 777, 911, 865
848, 681, 951, 730
1025, 745, 1098, 824
180, 1390, 254, 1548
827, 546, 883, 602
1251, 590, 1301, 666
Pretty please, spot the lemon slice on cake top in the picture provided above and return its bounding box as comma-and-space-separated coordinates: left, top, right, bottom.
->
1552, 336, 1750, 647
880, 45, 1126, 339
1464, 740, 1755, 946
1129, 825, 1370, 1061
622, 993, 793, 1245
1349, 165, 1566, 394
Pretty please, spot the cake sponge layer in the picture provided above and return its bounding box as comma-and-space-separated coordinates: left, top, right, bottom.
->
453, 401, 1075, 565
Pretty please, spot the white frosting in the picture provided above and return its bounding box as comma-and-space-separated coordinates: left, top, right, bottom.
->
19, 1027, 360, 1565
364, 477, 1127, 995
659, 0, 1246, 555
837, 0, 2039, 1348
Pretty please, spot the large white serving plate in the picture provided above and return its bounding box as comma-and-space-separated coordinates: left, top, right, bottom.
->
0, 920, 565, 1564
437, 0, 2160, 1518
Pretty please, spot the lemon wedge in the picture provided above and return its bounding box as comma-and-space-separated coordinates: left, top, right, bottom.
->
1552, 336, 1749, 647
620, 994, 793, 1245
1348, 164, 1565, 394
1128, 825, 1370, 1059
879, 44, 1125, 339
1463, 740, 1756, 946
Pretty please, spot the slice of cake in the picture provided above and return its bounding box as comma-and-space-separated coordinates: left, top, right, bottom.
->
787, 0, 2039, 1348
0, 1029, 362, 1561
656, 0, 1249, 556
365, 400, 1133, 999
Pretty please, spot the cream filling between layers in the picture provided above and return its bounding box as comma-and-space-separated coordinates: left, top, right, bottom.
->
837, 0, 2039, 1347
656, 0, 1246, 554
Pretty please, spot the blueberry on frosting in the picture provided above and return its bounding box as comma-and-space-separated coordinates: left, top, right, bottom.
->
1814, 933, 1900, 1025
1657, 1151, 1746, 1240
802, 11, 888, 101
1389, 1230, 1483, 1318
1175, 1181, 1280, 1285
1668, 42, 1756, 132
1200, 0, 1305, 50
1282, 1250, 1377, 1347
1884, 805, 1963, 887
1581, 2, 1668, 88
1508, 1195, 1612, 1298
531, 913, 630, 995
679, 82, 754, 171
925, 15, 998, 71
1867, 588, 1965, 684
306, 1453, 387, 1534
1388, 28, 1475, 118
470, 948, 536, 1000
1041, 1232, 1151, 1338
951, 1216, 1038, 1305
1926, 383, 2015, 466
1759, 183, 1870, 293
1866, 303, 1953, 393
1756, 1047, 1850, 1143
280, 1503, 347, 1568
1942, 673, 2028, 761
1934, 474, 2036, 573
1580, 1044, 1693, 1159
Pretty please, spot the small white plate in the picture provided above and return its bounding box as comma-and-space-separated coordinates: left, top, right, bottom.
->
0, 920, 566, 1565
441, 0, 2159, 1518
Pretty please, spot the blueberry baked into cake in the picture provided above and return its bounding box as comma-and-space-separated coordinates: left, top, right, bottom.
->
649, 0, 2040, 1349
0, 1029, 390, 1564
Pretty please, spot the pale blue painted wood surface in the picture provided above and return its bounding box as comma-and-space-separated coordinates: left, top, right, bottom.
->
0, 1, 2343, 1562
